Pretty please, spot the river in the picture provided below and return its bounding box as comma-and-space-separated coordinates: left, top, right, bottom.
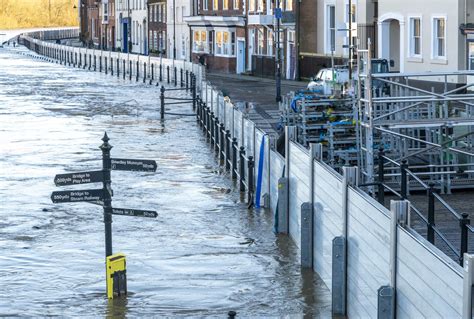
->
0, 44, 331, 317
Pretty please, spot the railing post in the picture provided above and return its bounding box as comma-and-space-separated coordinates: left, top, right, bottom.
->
232, 138, 237, 179
151, 64, 154, 83
378, 147, 385, 205
400, 160, 408, 200
186, 70, 189, 91
143, 62, 147, 83
214, 119, 219, 153
460, 213, 470, 266
180, 68, 184, 87
129, 60, 132, 81
105, 57, 108, 74
192, 76, 197, 111
116, 58, 119, 77
174, 67, 177, 86
219, 123, 225, 161
159, 64, 163, 82
248, 156, 255, 204
239, 147, 246, 192
167, 65, 170, 84
123, 60, 125, 79
160, 86, 165, 120
225, 130, 231, 170
99, 56, 102, 72
210, 113, 215, 143
427, 183, 435, 244
136, 61, 139, 82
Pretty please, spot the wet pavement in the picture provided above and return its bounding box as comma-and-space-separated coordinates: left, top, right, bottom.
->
0, 45, 331, 317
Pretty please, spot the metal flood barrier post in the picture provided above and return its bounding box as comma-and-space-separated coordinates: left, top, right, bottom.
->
301, 202, 313, 268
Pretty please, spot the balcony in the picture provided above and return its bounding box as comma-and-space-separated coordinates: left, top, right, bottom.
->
248, 13, 274, 26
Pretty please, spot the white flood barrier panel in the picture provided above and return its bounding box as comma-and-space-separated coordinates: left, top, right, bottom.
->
234, 110, 243, 147
313, 160, 343, 291
254, 129, 269, 206
269, 150, 285, 214
346, 188, 391, 318
288, 141, 310, 248
396, 228, 463, 318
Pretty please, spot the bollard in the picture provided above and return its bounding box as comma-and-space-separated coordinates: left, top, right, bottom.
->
239, 147, 246, 192
427, 183, 435, 244
105, 57, 108, 75
100, 133, 113, 258
378, 147, 385, 205
460, 213, 470, 266
160, 86, 165, 120
100, 56, 102, 72
228, 311, 236, 319
214, 119, 220, 153
232, 138, 238, 179
248, 156, 255, 204
186, 70, 189, 91
167, 65, 170, 84
143, 62, 147, 83
219, 124, 225, 161
89, 54, 92, 70
225, 130, 231, 170
159, 64, 163, 82
400, 160, 408, 199
116, 58, 119, 77
94, 55, 97, 71
129, 60, 132, 80
210, 112, 215, 143
136, 61, 139, 82
192, 76, 197, 111
174, 67, 177, 86
150, 64, 154, 84
180, 68, 184, 87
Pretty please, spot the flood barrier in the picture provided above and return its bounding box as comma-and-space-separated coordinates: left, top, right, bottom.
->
21, 28, 474, 318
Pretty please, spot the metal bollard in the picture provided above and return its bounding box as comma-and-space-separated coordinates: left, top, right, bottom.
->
94, 55, 97, 71
99, 56, 102, 72
143, 62, 147, 83
427, 183, 435, 244
210, 112, 214, 143
239, 147, 246, 192
129, 60, 132, 80
192, 77, 197, 111
248, 156, 255, 203
123, 60, 126, 79
105, 57, 108, 74
136, 61, 139, 82
160, 86, 165, 120
180, 68, 184, 87
220, 124, 225, 162
400, 160, 408, 199
460, 213, 470, 266
232, 138, 237, 179
159, 64, 163, 82
225, 130, 231, 170
174, 67, 177, 86
167, 65, 170, 84
378, 147, 385, 205
186, 70, 189, 91
150, 64, 154, 84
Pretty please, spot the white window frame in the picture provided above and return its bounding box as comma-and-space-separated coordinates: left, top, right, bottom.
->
408, 15, 423, 58
324, 3, 336, 54
193, 29, 209, 53
224, 0, 229, 10
432, 15, 447, 60
214, 29, 236, 57
213, 0, 218, 10
233, 0, 239, 10
203, 0, 208, 10
267, 29, 273, 56
284, 0, 293, 11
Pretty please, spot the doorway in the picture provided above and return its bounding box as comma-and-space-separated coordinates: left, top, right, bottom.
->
237, 39, 245, 74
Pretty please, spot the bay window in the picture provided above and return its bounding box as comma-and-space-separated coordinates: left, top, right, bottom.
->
193, 30, 208, 53
215, 30, 235, 56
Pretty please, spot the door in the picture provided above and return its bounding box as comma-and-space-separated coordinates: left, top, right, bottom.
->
122, 22, 128, 53
468, 41, 474, 91
111, 26, 115, 51
237, 40, 245, 74
286, 31, 296, 80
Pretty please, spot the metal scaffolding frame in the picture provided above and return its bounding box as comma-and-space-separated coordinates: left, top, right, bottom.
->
357, 41, 474, 194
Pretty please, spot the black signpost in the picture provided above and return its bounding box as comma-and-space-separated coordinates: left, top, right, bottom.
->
50, 133, 158, 298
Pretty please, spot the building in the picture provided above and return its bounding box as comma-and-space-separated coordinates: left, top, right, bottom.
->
148, 0, 167, 56
85, 0, 101, 48
79, 0, 88, 45
297, 0, 375, 79
185, 0, 245, 72
378, 0, 471, 83
115, 0, 147, 54
99, 0, 116, 50
168, 0, 195, 61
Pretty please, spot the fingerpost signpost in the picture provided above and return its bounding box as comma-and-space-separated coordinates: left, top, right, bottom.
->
50, 133, 158, 299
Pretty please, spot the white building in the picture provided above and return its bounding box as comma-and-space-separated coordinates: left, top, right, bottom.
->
167, 0, 195, 60
377, 0, 472, 82
115, 0, 148, 54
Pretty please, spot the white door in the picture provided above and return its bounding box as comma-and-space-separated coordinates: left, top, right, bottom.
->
468, 42, 474, 91
237, 40, 245, 74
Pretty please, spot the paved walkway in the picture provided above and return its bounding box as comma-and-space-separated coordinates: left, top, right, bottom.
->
206, 72, 306, 134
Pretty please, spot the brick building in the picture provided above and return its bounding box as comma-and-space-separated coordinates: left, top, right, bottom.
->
185, 0, 246, 73
99, 0, 116, 50
148, 0, 167, 56
86, 0, 101, 48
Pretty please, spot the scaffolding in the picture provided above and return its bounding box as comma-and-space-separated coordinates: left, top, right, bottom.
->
358, 40, 474, 194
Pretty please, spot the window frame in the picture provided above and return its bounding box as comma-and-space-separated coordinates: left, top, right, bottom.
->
203, 0, 208, 11
214, 29, 236, 57
325, 4, 336, 54
432, 15, 447, 60
193, 29, 209, 53
409, 16, 423, 58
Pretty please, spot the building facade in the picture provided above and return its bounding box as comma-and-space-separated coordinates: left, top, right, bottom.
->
86, 0, 101, 48
99, 0, 116, 50
168, 0, 195, 61
115, 0, 147, 54
148, 0, 167, 56
185, 0, 245, 72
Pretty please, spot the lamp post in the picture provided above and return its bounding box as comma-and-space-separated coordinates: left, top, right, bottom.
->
173, 0, 176, 60
275, 0, 282, 103
348, 0, 353, 81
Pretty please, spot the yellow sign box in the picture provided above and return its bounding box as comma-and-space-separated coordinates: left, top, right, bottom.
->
106, 253, 127, 299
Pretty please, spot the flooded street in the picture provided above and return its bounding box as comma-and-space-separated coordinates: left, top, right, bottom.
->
0, 45, 330, 317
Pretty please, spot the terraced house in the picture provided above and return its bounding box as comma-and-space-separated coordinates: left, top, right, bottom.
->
148, 0, 167, 56
185, 0, 245, 72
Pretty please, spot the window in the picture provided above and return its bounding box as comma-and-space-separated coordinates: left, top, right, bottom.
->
181, 34, 186, 58
215, 30, 235, 56
154, 31, 158, 50
213, 0, 218, 10
267, 29, 273, 56
326, 5, 335, 53
233, 0, 239, 10
433, 17, 446, 59
203, 0, 208, 10
257, 28, 264, 55
193, 30, 208, 53
285, 0, 293, 11
224, 0, 229, 10
257, 0, 264, 12
410, 17, 422, 57
249, 0, 255, 12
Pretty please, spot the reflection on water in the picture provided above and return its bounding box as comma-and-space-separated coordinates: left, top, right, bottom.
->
0, 45, 331, 317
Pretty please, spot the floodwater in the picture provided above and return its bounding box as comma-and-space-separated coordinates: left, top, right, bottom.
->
0, 44, 331, 317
